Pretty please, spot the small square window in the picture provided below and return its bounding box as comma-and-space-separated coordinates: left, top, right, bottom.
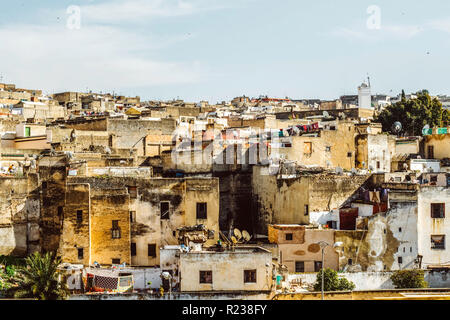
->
431, 203, 445, 219
112, 258, 121, 265
76, 210, 83, 223
128, 186, 137, 199
111, 220, 121, 239
325, 146, 331, 152
348, 258, 353, 265
196, 203, 207, 220
161, 202, 170, 220
295, 261, 305, 273
130, 211, 136, 223
431, 235, 445, 250
304, 142, 312, 154
77, 248, 83, 260
244, 270, 257, 283
347, 152, 352, 158
285, 233, 293, 241
200, 271, 212, 284
314, 261, 322, 272
148, 244, 156, 257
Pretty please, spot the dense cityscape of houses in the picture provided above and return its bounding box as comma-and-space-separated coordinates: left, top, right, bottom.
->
0, 80, 449, 299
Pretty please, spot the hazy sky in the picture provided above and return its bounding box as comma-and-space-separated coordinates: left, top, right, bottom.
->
1, 0, 450, 103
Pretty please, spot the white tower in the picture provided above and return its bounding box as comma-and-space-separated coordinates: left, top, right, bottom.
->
358, 81, 372, 109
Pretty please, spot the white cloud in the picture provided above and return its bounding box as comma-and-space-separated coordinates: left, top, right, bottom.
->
331, 24, 424, 42
81, 0, 228, 23
428, 19, 450, 34
0, 24, 204, 93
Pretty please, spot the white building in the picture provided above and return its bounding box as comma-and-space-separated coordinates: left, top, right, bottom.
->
358, 82, 372, 109
417, 187, 450, 269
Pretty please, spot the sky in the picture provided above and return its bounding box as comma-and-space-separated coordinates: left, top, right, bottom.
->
1, 0, 450, 103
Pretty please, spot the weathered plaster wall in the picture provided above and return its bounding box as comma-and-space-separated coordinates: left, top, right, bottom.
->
60, 184, 91, 265
179, 249, 273, 292
252, 167, 310, 234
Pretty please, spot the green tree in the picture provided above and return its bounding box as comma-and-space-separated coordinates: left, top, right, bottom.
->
390, 270, 428, 289
313, 268, 356, 292
9, 252, 69, 300
376, 90, 449, 136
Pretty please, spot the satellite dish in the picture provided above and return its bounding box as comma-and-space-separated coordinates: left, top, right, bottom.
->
326, 160, 331, 168
335, 167, 343, 175
242, 230, 251, 242
234, 228, 242, 240
392, 122, 402, 134
323, 111, 330, 118
366, 126, 372, 134
231, 236, 238, 244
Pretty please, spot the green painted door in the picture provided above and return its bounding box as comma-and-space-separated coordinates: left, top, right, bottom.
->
25, 127, 31, 137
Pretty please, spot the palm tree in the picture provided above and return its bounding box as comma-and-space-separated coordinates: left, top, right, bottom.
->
11, 252, 69, 300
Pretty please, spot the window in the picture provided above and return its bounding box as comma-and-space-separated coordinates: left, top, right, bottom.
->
326, 221, 337, 229
295, 261, 305, 273
304, 142, 312, 154
314, 261, 322, 272
130, 211, 136, 223
304, 204, 309, 216
199, 271, 212, 284
447, 175, 450, 187
131, 243, 136, 256
348, 259, 353, 265
431, 203, 445, 219
285, 233, 293, 241
377, 161, 380, 169
148, 244, 156, 257
111, 220, 121, 239
77, 248, 83, 260
399, 227, 402, 233
325, 146, 331, 152
430, 175, 438, 183
196, 202, 207, 220
112, 258, 121, 265
398, 257, 403, 264
347, 152, 352, 158
431, 235, 445, 250
428, 146, 434, 159
244, 270, 257, 283
42, 181, 47, 189
127, 186, 137, 199
76, 210, 83, 223
160, 202, 170, 220
58, 206, 63, 217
